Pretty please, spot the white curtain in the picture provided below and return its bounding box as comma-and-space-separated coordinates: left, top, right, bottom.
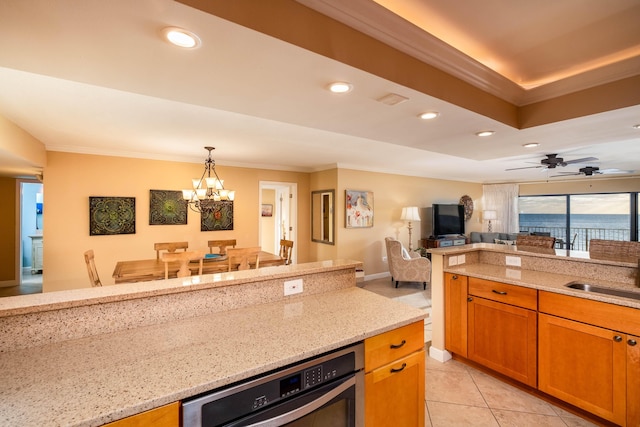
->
482, 184, 519, 233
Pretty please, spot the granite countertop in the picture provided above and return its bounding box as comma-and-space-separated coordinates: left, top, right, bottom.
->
445, 263, 640, 309
0, 286, 425, 427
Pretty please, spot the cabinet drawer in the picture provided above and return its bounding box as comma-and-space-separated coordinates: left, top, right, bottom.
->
539, 290, 640, 336
365, 321, 424, 372
469, 277, 537, 310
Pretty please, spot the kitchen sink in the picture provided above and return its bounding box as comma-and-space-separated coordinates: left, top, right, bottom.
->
565, 281, 640, 301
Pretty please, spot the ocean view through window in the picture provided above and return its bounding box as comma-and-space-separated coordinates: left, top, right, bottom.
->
519, 193, 637, 251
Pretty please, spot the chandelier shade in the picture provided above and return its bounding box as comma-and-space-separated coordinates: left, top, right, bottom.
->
183, 147, 235, 213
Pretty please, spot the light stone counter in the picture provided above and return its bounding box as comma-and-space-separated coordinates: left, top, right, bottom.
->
0, 267, 425, 426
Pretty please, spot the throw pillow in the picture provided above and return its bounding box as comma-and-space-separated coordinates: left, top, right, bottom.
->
494, 238, 515, 245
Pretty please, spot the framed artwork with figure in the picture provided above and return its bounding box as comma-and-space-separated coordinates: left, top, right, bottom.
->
345, 189, 373, 228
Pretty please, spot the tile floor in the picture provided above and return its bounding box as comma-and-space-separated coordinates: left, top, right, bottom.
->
362, 277, 599, 427
0, 269, 42, 297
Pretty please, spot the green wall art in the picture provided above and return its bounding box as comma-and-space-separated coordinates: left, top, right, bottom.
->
89, 196, 136, 236
149, 189, 188, 225
201, 200, 234, 231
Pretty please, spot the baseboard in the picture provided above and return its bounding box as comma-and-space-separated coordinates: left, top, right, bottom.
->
429, 346, 452, 363
364, 271, 391, 281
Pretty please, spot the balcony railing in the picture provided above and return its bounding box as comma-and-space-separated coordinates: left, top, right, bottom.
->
518, 226, 631, 251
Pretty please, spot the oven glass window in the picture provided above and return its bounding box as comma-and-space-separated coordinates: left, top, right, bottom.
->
285, 399, 348, 427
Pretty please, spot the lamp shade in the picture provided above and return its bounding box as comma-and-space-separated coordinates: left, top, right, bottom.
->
483, 210, 497, 220
401, 206, 421, 222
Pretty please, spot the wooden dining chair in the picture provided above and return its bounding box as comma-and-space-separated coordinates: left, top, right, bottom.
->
227, 247, 261, 271
279, 239, 294, 265
161, 250, 206, 279
83, 249, 102, 287
516, 234, 556, 249
589, 239, 640, 260
208, 239, 237, 255
154, 241, 189, 260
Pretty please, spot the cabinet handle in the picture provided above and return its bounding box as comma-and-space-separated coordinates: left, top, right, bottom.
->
492, 290, 507, 295
390, 339, 406, 349
629, 339, 638, 346
390, 363, 407, 373
452, 275, 458, 280
614, 335, 623, 342
467, 297, 473, 302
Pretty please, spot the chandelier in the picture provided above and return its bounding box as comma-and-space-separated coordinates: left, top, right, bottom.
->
182, 146, 235, 213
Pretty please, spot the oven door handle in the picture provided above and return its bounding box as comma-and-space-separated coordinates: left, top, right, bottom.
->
247, 376, 356, 426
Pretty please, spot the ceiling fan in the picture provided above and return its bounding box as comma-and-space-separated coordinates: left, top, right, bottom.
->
505, 153, 598, 171
551, 166, 635, 177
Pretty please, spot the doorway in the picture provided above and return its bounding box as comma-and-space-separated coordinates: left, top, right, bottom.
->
259, 181, 297, 264
15, 180, 43, 295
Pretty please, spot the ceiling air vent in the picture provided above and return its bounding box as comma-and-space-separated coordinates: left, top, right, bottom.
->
376, 93, 409, 106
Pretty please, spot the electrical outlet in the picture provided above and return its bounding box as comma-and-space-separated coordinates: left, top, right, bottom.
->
506, 256, 521, 267
448, 256, 458, 266
457, 254, 466, 265
284, 279, 303, 296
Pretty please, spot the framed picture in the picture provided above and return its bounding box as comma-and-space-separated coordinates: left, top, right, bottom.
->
345, 190, 373, 228
89, 196, 136, 236
261, 204, 273, 217
201, 200, 234, 231
149, 189, 188, 225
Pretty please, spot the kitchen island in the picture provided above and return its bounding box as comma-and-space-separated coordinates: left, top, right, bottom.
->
0, 260, 426, 426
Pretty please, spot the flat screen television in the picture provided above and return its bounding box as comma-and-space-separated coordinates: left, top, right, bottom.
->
432, 204, 465, 237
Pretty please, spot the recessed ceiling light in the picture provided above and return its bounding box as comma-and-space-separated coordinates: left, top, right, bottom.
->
522, 142, 540, 148
419, 111, 439, 120
328, 82, 353, 93
633, 124, 640, 129
476, 130, 495, 137
162, 27, 201, 49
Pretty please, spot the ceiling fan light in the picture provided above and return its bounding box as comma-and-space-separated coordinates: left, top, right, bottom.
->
522, 142, 539, 148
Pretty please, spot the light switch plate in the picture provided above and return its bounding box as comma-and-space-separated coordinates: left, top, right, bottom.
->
505, 256, 521, 267
457, 254, 466, 265
448, 256, 458, 266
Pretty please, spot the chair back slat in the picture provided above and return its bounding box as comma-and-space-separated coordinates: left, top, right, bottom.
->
208, 239, 237, 256
83, 249, 102, 287
227, 247, 261, 271
154, 241, 189, 260
161, 250, 205, 279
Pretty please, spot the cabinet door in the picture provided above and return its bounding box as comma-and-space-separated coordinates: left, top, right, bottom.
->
444, 273, 468, 356
365, 350, 425, 427
539, 313, 626, 426
468, 296, 537, 387
628, 334, 640, 427
102, 402, 179, 427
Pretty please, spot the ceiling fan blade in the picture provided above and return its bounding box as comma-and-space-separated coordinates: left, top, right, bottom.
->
599, 168, 634, 174
550, 172, 581, 177
505, 165, 543, 171
564, 156, 598, 165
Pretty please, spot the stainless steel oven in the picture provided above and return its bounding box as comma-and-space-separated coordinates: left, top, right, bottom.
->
182, 343, 364, 427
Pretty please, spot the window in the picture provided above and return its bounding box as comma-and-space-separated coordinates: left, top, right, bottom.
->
519, 193, 638, 251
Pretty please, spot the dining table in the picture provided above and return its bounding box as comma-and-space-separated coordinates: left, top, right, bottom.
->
112, 251, 285, 284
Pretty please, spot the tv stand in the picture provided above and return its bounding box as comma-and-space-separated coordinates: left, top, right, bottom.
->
421, 235, 468, 249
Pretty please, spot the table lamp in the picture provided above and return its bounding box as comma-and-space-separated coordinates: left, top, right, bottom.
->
483, 210, 497, 232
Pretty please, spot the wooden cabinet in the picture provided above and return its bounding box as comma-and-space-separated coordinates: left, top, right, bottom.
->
444, 272, 468, 357
467, 278, 537, 387
364, 321, 425, 427
539, 291, 640, 426
102, 401, 179, 427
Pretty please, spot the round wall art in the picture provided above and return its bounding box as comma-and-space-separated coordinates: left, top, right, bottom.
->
459, 195, 474, 221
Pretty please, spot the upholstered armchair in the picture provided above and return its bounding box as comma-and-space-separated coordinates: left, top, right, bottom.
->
384, 237, 431, 289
